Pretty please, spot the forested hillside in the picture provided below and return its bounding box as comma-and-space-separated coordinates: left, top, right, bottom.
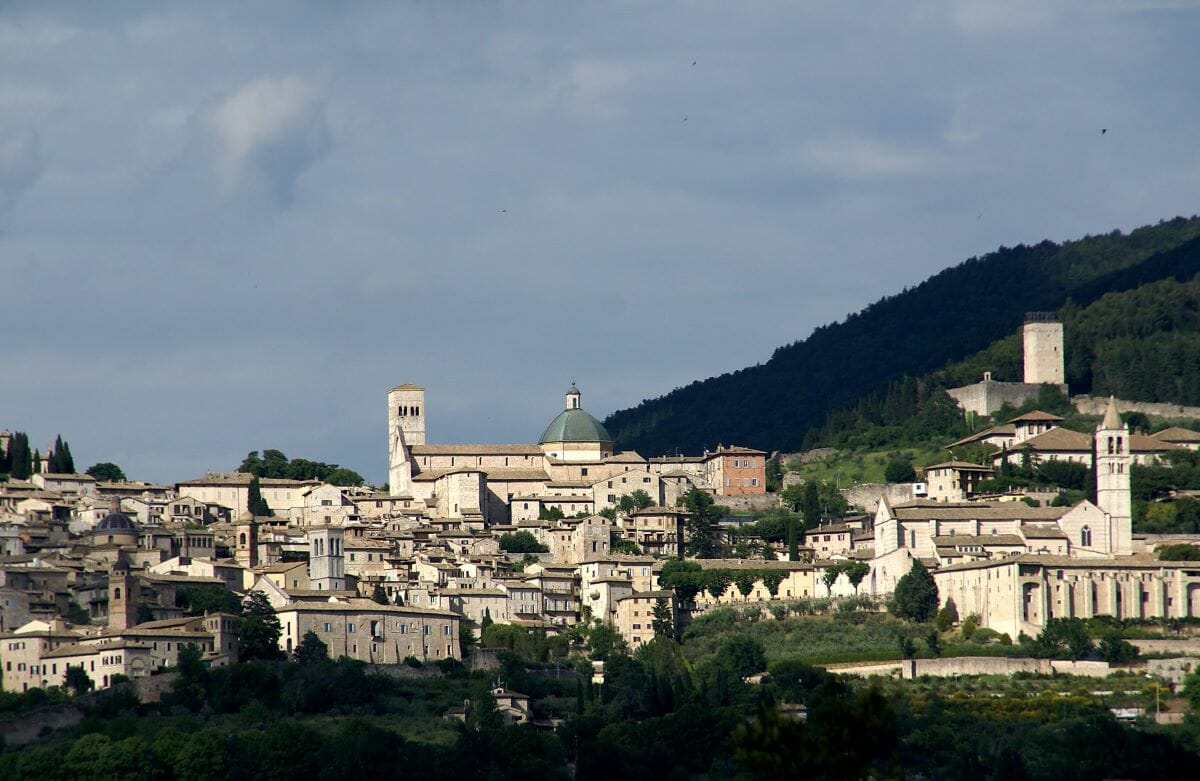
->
605, 216, 1200, 456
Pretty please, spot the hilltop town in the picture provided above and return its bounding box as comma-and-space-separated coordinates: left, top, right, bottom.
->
3, 312, 1200, 698
3, 311, 1200, 778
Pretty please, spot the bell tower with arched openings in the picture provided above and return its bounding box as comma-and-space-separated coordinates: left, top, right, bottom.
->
388, 384, 426, 496
1095, 396, 1133, 556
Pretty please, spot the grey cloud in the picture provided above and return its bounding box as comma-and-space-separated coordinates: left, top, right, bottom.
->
0, 131, 43, 218
203, 75, 331, 206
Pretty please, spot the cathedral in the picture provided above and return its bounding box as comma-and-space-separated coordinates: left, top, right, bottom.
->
386, 383, 766, 526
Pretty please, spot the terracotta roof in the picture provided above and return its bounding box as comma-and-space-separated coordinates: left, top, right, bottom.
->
891, 502, 1069, 522
932, 534, 1024, 546
947, 425, 1014, 450
412, 468, 548, 482
410, 444, 542, 456
1152, 427, 1200, 444
1008, 410, 1065, 423
1020, 524, 1068, 539
925, 461, 996, 472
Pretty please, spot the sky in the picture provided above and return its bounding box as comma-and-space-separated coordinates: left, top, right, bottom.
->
2, 1, 1198, 485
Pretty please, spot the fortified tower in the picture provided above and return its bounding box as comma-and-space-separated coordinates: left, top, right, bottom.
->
1022, 313, 1065, 385
387, 384, 425, 496
1095, 396, 1133, 556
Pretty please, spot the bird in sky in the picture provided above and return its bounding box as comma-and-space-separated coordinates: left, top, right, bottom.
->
692, 60, 696, 66
1102, 128, 1108, 134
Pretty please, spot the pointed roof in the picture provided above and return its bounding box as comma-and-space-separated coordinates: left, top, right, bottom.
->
1101, 396, 1122, 430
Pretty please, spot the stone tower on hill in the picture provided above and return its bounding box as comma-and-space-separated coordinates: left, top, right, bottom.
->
1022, 312, 1065, 385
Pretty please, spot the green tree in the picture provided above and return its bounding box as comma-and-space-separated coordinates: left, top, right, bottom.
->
66, 601, 90, 625
177, 585, 242, 616
247, 477, 272, 517
651, 597, 674, 640
1158, 543, 1200, 561
787, 517, 799, 561
890, 560, 938, 622
681, 487, 722, 558
294, 630, 329, 665
324, 468, 365, 487
498, 531, 548, 553
371, 585, 389, 604
459, 624, 478, 657
238, 591, 283, 661
935, 597, 958, 631
843, 561, 870, 594
64, 665, 94, 696
85, 462, 126, 482
884, 458, 916, 483
801, 481, 821, 529
719, 635, 767, 679
1029, 618, 1094, 660
735, 573, 756, 600
7, 433, 31, 480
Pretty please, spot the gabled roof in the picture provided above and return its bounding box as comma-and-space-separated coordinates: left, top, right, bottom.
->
1008, 410, 1065, 423
1152, 427, 1200, 444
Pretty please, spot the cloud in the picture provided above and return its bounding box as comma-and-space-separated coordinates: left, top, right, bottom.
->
0, 130, 43, 217
790, 136, 951, 179
204, 75, 330, 205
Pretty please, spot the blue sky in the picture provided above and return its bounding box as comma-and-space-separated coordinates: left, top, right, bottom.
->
2, 1, 1198, 484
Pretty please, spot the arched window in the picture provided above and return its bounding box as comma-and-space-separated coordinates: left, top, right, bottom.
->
114, 587, 121, 599
1107, 437, 1115, 455
1116, 436, 1123, 454
239, 533, 247, 546
1080, 526, 1092, 547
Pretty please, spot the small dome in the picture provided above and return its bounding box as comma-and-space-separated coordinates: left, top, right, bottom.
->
96, 510, 139, 533
539, 408, 612, 444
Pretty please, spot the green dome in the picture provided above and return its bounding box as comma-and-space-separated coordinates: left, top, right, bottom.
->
539, 408, 612, 444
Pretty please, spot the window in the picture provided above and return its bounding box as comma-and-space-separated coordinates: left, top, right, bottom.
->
348, 623, 356, 633
1080, 526, 1092, 547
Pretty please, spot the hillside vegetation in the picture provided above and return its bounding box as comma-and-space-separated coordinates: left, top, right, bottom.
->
605, 216, 1200, 456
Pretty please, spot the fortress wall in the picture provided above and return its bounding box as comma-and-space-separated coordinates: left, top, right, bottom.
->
1073, 395, 1200, 421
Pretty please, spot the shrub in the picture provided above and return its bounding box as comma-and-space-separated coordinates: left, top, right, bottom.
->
403, 656, 423, 668
970, 627, 1000, 645
960, 615, 979, 641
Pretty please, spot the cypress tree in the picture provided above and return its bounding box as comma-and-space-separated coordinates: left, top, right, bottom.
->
32, 449, 41, 475
247, 477, 272, 517
9, 433, 31, 480
57, 437, 75, 473
787, 519, 799, 562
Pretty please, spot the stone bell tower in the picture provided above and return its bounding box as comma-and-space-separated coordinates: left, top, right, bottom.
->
388, 384, 425, 496
1095, 396, 1133, 556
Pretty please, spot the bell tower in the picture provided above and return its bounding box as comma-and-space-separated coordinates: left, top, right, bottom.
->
108, 556, 140, 630
387, 384, 425, 496
1095, 396, 1132, 556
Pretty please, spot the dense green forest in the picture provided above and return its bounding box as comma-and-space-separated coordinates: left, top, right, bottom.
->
6, 614, 1200, 781
604, 216, 1200, 456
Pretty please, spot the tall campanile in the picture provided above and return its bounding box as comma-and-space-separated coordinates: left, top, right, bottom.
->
387, 384, 425, 496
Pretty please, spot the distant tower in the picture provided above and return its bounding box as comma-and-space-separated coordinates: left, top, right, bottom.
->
1095, 396, 1133, 556
309, 526, 345, 591
387, 384, 426, 496
566, 384, 581, 410
234, 511, 259, 568
108, 557, 140, 630
1022, 313, 1065, 385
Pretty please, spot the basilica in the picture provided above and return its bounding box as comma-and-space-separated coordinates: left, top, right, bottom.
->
386, 383, 767, 525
